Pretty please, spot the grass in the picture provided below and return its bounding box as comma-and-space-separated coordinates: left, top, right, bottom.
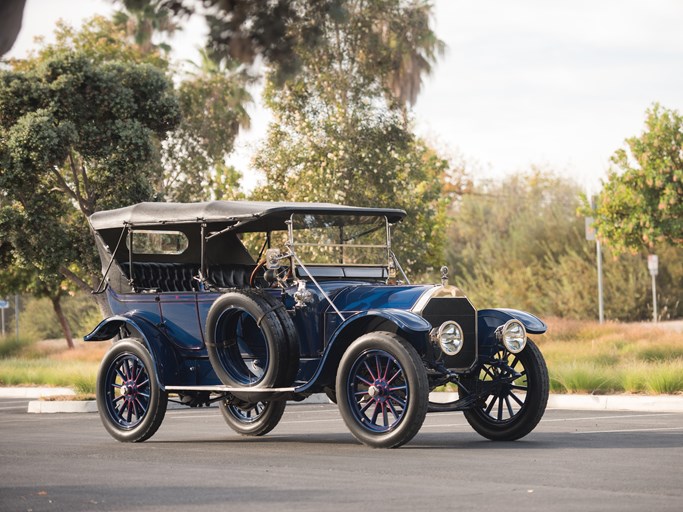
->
0, 337, 107, 395
538, 318, 683, 394
1, 319, 683, 396
0, 336, 35, 359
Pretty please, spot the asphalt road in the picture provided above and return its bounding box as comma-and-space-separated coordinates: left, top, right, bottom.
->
1, 399, 682, 512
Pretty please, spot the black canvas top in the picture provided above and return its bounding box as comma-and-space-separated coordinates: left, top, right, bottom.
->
89, 201, 406, 231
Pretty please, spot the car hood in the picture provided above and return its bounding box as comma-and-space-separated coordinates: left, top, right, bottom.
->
319, 282, 436, 312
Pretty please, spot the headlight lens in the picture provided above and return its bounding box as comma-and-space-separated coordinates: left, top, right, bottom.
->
434, 321, 464, 356
499, 319, 527, 353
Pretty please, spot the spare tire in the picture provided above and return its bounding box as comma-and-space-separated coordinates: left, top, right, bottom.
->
205, 291, 298, 388
250, 289, 299, 381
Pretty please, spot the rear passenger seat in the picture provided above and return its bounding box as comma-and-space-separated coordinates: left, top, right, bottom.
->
120, 262, 254, 292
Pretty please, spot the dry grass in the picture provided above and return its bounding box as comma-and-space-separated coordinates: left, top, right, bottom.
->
3, 321, 683, 396
536, 319, 683, 394
0, 337, 109, 394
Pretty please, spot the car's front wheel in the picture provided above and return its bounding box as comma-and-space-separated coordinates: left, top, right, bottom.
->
218, 398, 286, 436
462, 339, 548, 441
96, 339, 168, 442
336, 332, 428, 448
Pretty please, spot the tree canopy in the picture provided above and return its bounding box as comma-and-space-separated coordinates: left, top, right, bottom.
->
251, 0, 448, 274
448, 171, 683, 321
593, 103, 683, 253
0, 49, 180, 317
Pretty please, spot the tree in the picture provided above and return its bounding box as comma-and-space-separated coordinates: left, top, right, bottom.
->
0, 50, 181, 322
593, 103, 683, 253
447, 171, 682, 321
113, 0, 178, 54
160, 50, 252, 201
251, 0, 448, 275
110, 3, 255, 201
131, 0, 346, 84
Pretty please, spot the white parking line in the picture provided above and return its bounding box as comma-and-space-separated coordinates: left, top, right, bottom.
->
573, 426, 683, 434
420, 423, 468, 429
542, 413, 676, 423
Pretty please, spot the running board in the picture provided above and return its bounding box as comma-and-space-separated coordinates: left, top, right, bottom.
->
165, 385, 298, 393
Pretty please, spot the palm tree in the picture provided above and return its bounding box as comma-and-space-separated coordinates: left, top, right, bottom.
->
112, 0, 177, 54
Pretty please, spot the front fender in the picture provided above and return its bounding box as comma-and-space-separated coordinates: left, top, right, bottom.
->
84, 315, 181, 388
298, 309, 432, 391
477, 308, 546, 359
333, 308, 433, 342
478, 308, 547, 336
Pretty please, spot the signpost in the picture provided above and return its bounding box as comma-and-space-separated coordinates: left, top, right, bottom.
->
648, 254, 658, 323
0, 299, 8, 337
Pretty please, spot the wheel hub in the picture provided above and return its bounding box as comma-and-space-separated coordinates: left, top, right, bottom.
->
368, 379, 389, 401
121, 381, 138, 400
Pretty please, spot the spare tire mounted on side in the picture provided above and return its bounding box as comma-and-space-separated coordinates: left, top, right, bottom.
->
205, 291, 299, 388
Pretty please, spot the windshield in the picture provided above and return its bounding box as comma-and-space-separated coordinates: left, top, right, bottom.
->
289, 214, 389, 266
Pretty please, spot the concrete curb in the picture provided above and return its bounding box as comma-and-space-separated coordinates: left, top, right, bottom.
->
11, 390, 683, 414
547, 393, 683, 413
28, 400, 98, 414
0, 387, 75, 399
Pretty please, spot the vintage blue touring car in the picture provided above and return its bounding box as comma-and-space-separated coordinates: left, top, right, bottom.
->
85, 201, 549, 448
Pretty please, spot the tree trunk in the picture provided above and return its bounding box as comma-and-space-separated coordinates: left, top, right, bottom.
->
59, 265, 113, 318
51, 295, 74, 350
91, 290, 114, 319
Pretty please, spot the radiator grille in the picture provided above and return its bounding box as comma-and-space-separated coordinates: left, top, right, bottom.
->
421, 297, 477, 371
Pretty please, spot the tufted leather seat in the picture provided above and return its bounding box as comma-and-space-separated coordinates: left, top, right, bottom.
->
206, 264, 254, 289
120, 262, 255, 292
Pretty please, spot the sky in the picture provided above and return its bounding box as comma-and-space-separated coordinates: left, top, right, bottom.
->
6, 0, 683, 194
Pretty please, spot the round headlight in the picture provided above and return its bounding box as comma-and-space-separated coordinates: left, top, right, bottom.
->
437, 321, 464, 356
500, 319, 527, 353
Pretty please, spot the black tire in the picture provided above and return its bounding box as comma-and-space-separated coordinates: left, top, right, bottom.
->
336, 332, 428, 448
249, 289, 300, 383
462, 339, 549, 441
206, 291, 297, 388
96, 339, 168, 442
218, 398, 286, 436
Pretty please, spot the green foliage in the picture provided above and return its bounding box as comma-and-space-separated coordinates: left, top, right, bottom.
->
20, 293, 101, 341
448, 171, 682, 320
113, 0, 178, 55
0, 357, 97, 391
592, 103, 683, 252
18, 17, 169, 70
0, 37, 181, 332
0, 336, 34, 359
254, 114, 449, 273
160, 52, 252, 201
251, 0, 448, 274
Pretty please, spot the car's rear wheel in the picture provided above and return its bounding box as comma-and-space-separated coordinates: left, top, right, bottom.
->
218, 398, 286, 436
462, 339, 548, 441
336, 332, 428, 448
96, 339, 167, 442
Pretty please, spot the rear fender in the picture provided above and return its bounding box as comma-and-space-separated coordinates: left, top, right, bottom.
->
84, 315, 181, 388
477, 308, 547, 357
301, 309, 432, 390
